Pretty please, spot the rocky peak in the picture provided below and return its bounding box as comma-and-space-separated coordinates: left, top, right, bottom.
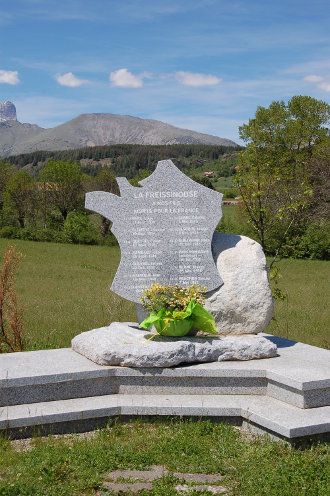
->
0, 101, 17, 122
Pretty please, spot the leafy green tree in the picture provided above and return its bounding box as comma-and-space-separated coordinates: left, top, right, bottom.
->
0, 159, 13, 205
0, 160, 14, 226
93, 168, 119, 193
236, 96, 330, 265
3, 171, 34, 228
41, 160, 83, 221
190, 174, 215, 190
307, 137, 330, 221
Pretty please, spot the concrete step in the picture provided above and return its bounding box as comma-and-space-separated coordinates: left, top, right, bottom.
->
3, 368, 328, 410
1, 335, 329, 409
0, 365, 268, 406
1, 393, 330, 441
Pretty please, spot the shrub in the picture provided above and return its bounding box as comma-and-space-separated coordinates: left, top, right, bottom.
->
282, 221, 330, 260
63, 210, 99, 245
222, 188, 238, 199
0, 226, 20, 239
34, 228, 72, 244
103, 230, 119, 246
0, 226, 72, 244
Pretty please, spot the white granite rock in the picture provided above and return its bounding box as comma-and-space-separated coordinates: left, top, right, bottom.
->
206, 232, 274, 335
136, 232, 274, 336
72, 322, 277, 367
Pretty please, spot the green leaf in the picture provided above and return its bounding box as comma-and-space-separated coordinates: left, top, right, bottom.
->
139, 312, 162, 329
139, 300, 218, 336
191, 303, 218, 334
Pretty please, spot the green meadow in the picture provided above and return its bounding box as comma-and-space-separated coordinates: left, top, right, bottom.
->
0, 420, 329, 496
0, 238, 136, 350
0, 237, 329, 350
266, 258, 330, 349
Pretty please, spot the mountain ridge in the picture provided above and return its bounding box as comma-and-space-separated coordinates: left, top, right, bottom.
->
0, 105, 237, 157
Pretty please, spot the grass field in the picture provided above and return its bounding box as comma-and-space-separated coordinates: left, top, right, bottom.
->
0, 237, 329, 350
0, 238, 136, 350
217, 205, 248, 237
212, 175, 235, 190
0, 420, 329, 496
267, 258, 330, 348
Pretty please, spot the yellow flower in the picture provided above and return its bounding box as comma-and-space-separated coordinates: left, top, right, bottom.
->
140, 283, 206, 312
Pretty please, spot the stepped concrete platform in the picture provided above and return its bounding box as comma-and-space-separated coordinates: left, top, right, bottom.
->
0, 334, 329, 441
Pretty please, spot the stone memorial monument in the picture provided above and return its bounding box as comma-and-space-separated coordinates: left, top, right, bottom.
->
84, 159, 224, 302
72, 160, 277, 366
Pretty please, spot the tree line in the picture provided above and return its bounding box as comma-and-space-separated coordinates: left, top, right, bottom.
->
7, 143, 242, 178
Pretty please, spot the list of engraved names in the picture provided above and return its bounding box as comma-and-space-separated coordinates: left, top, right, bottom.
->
120, 189, 212, 296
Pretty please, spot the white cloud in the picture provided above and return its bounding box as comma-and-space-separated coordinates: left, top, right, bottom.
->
0, 70, 19, 85
319, 81, 330, 92
56, 72, 87, 87
303, 74, 330, 92
286, 59, 330, 74
109, 68, 144, 88
175, 71, 221, 87
303, 74, 324, 83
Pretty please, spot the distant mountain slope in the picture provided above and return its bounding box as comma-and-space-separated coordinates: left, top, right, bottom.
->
0, 113, 237, 157
0, 121, 44, 157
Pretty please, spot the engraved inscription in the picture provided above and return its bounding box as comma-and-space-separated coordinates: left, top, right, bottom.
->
86, 160, 223, 303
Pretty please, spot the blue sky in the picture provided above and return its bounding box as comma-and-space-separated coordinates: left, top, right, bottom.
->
0, 0, 329, 143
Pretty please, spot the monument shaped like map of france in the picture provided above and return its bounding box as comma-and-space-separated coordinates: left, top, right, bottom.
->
86, 159, 224, 303
73, 158, 276, 366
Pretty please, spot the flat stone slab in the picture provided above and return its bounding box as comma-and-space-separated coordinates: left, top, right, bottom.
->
71, 322, 277, 367
103, 466, 227, 494
2, 393, 330, 440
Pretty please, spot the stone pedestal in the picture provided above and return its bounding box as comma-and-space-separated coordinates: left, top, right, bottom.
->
71, 322, 277, 367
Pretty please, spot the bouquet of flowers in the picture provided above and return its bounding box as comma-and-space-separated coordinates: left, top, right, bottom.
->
139, 283, 218, 337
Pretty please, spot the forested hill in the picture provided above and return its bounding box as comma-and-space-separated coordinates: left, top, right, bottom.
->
8, 143, 242, 178
0, 111, 237, 157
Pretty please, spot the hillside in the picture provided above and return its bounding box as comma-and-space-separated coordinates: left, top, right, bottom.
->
8, 143, 241, 180
0, 120, 44, 157
0, 111, 237, 157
